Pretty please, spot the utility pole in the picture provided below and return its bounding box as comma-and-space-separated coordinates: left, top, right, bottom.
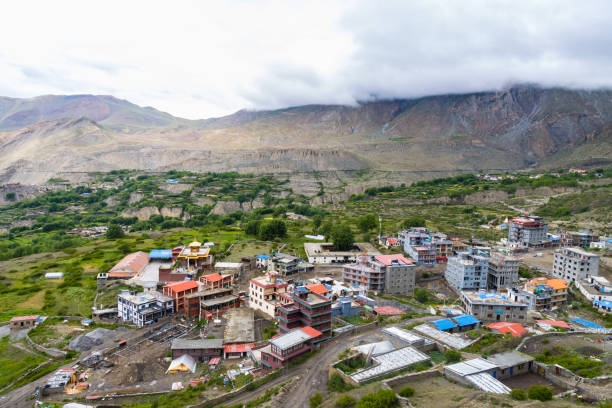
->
378, 215, 382, 239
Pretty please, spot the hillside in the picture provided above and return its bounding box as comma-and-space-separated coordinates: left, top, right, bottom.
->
0, 85, 611, 183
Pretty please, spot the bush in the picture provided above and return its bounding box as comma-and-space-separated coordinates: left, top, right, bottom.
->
528, 385, 553, 401
328, 372, 353, 392
332, 224, 354, 251
310, 392, 323, 408
398, 386, 414, 397
445, 350, 462, 364
510, 388, 527, 400
336, 395, 355, 408
356, 389, 398, 408
106, 224, 125, 239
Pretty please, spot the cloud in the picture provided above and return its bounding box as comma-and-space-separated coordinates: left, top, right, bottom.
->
0, 0, 611, 118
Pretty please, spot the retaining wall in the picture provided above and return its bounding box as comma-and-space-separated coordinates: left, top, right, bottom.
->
25, 333, 67, 358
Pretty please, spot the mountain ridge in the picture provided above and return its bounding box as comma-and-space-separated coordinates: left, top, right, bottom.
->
0, 85, 611, 184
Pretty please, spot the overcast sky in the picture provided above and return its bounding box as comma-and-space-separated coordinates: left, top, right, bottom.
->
1, 0, 611, 119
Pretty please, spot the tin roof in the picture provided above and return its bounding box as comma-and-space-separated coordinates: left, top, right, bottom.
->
171, 338, 224, 350
465, 372, 511, 394
164, 280, 199, 292
350, 346, 430, 383
487, 351, 534, 369
433, 319, 457, 331
487, 322, 527, 337
452, 315, 480, 327
445, 358, 497, 376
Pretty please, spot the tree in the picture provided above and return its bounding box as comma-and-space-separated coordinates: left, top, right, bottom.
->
402, 216, 426, 229
414, 288, 429, 303
445, 350, 462, 364
332, 224, 354, 251
328, 372, 352, 392
398, 386, 414, 397
528, 385, 552, 401
356, 389, 398, 408
106, 224, 125, 239
259, 219, 287, 241
336, 395, 356, 407
312, 214, 323, 232
245, 220, 261, 236
5, 192, 15, 201
310, 392, 323, 408
357, 214, 377, 233
510, 389, 527, 401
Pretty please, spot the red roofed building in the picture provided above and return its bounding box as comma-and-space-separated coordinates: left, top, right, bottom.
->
108, 251, 149, 279
224, 343, 255, 359
536, 320, 570, 329
163, 280, 200, 316
9, 315, 40, 331
305, 283, 330, 297
200, 272, 233, 290
487, 322, 527, 337
373, 306, 404, 316
277, 288, 332, 343
258, 326, 322, 369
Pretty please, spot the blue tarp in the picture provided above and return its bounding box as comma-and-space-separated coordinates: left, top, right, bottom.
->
594, 300, 612, 309
433, 319, 457, 331
149, 249, 172, 259
571, 318, 604, 329
453, 314, 481, 327
255, 254, 270, 259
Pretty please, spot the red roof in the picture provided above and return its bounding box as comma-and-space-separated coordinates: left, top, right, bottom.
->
373, 306, 404, 316
300, 326, 323, 338
487, 322, 527, 337
306, 284, 329, 295
202, 273, 223, 283
10, 315, 39, 322
374, 254, 413, 266
386, 238, 398, 245
208, 357, 220, 365
165, 280, 199, 292
536, 320, 570, 328
224, 343, 255, 353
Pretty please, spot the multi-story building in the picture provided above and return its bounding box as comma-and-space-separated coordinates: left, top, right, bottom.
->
399, 228, 452, 265
508, 216, 548, 247
176, 241, 214, 272
342, 254, 416, 295
445, 249, 489, 291
249, 271, 291, 318
268, 253, 314, 276
163, 280, 200, 316
487, 252, 520, 291
258, 326, 322, 369
198, 287, 240, 320
117, 290, 174, 327
552, 247, 600, 283
405, 245, 437, 266
255, 254, 270, 269
276, 288, 332, 342
108, 251, 150, 279
507, 277, 568, 312
460, 290, 528, 323
575, 276, 612, 313
560, 229, 599, 248
200, 272, 233, 290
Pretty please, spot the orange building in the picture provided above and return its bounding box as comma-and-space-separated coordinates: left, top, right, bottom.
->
163, 280, 200, 315
200, 272, 233, 290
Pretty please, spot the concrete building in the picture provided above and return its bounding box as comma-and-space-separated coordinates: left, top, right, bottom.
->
277, 287, 332, 342
304, 242, 381, 264
258, 326, 322, 369
460, 291, 528, 323
331, 297, 361, 317
9, 315, 41, 331
214, 262, 245, 277
486, 252, 519, 291
255, 254, 270, 269
487, 351, 535, 379
248, 271, 290, 318
445, 249, 489, 291
176, 241, 214, 272
576, 276, 612, 303
560, 229, 599, 247
200, 272, 233, 290
507, 277, 568, 312
171, 338, 224, 362
117, 290, 174, 327
268, 253, 313, 276
508, 216, 548, 247
108, 251, 149, 279
198, 287, 240, 320
399, 228, 452, 265
342, 254, 416, 295
163, 280, 200, 316
552, 247, 600, 283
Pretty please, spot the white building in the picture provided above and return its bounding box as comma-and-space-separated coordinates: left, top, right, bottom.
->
508, 216, 548, 247
552, 247, 600, 283
445, 249, 489, 291
255, 254, 270, 269
248, 271, 290, 318
117, 290, 174, 327
460, 290, 528, 323
304, 242, 380, 264
575, 276, 612, 304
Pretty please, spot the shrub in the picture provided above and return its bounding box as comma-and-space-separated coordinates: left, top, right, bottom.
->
106, 224, 125, 239
528, 385, 553, 401
398, 386, 414, 397
356, 389, 398, 408
445, 350, 462, 364
310, 392, 323, 408
336, 395, 355, 408
328, 372, 353, 392
510, 388, 527, 400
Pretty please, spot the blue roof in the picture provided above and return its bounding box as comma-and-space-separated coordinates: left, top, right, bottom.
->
149, 249, 172, 259
570, 318, 604, 329
433, 319, 457, 331
255, 254, 270, 259
453, 314, 481, 327
594, 299, 612, 308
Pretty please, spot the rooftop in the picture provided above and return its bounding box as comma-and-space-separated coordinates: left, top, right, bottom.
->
352, 341, 395, 357
433, 319, 457, 331
445, 357, 497, 376
201, 295, 239, 307
164, 280, 199, 292
118, 290, 172, 304
10, 315, 39, 322
373, 254, 413, 266
271, 326, 320, 350
413, 324, 473, 349
373, 306, 404, 316
304, 242, 381, 257
224, 308, 255, 343
350, 346, 430, 383
453, 314, 480, 327
463, 291, 527, 306
171, 338, 224, 350
382, 327, 425, 345
306, 283, 330, 295
487, 351, 534, 369
487, 322, 527, 337
149, 249, 172, 259
215, 262, 243, 269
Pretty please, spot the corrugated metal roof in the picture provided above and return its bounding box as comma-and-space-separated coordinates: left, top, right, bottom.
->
171, 339, 224, 350
453, 315, 480, 327
413, 324, 472, 349
350, 346, 429, 383
445, 358, 497, 376
352, 341, 395, 357
465, 372, 511, 394
487, 351, 534, 369
271, 328, 313, 350
382, 327, 424, 345
433, 319, 457, 331
149, 249, 172, 259
571, 318, 604, 329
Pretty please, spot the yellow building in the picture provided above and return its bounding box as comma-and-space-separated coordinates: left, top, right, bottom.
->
176, 241, 213, 272
523, 277, 568, 311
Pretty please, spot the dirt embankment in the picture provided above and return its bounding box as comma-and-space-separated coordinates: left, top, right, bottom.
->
120, 206, 189, 220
